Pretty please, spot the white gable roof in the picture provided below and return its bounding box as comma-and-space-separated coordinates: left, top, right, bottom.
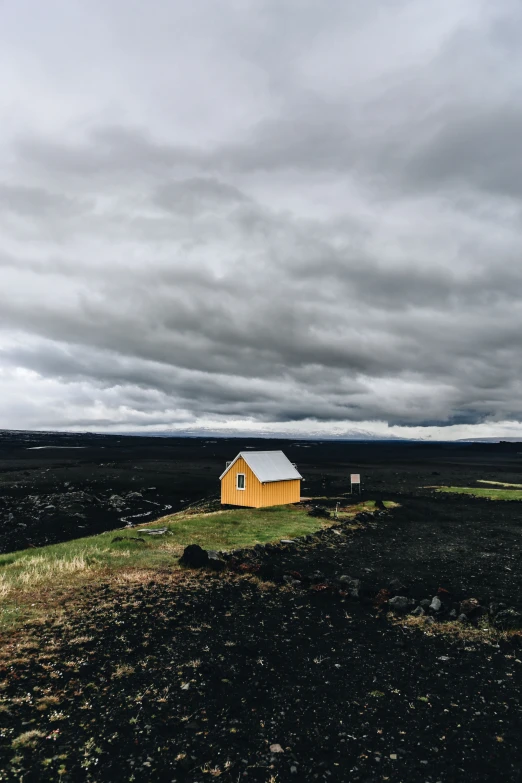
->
219, 450, 302, 483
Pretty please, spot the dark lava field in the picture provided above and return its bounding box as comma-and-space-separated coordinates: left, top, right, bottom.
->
2, 429, 522, 553
2, 432, 522, 782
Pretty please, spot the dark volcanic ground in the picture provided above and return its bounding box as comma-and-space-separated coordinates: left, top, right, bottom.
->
2, 432, 522, 781
2, 429, 522, 553
2, 507, 522, 783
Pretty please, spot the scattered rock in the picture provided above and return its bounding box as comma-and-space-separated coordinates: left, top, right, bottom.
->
388, 596, 414, 614
459, 598, 483, 619
387, 577, 406, 595
207, 551, 226, 571
138, 528, 168, 536
425, 616, 436, 625
492, 608, 522, 630
179, 545, 209, 568
109, 495, 125, 508
457, 614, 468, 623
339, 575, 360, 598
270, 744, 284, 753
412, 606, 425, 617
430, 596, 442, 612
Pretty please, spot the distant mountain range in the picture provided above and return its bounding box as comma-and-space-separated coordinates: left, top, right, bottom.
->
121, 429, 409, 441
1, 428, 520, 444
456, 437, 522, 443
1, 428, 408, 442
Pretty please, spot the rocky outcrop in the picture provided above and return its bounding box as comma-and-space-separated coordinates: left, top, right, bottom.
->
179, 545, 226, 571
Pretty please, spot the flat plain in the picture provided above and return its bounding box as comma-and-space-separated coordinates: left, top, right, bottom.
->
1, 432, 522, 782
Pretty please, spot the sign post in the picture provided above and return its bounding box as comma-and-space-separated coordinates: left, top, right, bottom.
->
350, 473, 361, 494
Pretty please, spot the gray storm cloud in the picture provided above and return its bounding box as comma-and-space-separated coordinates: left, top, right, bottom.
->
1, 0, 522, 437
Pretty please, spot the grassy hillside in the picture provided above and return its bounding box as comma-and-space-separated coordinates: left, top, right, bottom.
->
0, 501, 386, 630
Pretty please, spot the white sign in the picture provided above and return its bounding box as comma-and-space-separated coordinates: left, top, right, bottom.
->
350, 474, 361, 484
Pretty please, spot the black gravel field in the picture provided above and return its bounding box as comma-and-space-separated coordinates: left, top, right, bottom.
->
2, 429, 522, 553
1, 432, 522, 782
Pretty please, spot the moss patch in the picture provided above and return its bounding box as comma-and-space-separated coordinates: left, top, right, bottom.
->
433, 486, 522, 501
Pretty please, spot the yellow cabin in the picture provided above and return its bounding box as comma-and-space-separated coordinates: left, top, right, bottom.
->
220, 450, 302, 508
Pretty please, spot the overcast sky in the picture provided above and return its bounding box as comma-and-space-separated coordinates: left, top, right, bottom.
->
1, 0, 522, 439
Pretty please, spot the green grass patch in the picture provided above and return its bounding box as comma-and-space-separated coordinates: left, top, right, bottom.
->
477, 480, 522, 489
160, 505, 330, 551
434, 486, 522, 500
0, 505, 327, 626
0, 501, 393, 630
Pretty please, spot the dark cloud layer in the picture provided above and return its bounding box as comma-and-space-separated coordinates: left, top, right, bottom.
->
1, 0, 522, 437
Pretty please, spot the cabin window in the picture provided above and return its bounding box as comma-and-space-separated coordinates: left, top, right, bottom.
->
236, 473, 246, 490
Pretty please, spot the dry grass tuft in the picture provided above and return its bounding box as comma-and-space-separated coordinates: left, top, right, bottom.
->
0, 552, 101, 601
114, 569, 170, 585
0, 576, 11, 599
112, 664, 135, 679
18, 553, 91, 583
36, 695, 61, 711
393, 613, 522, 644
11, 730, 45, 749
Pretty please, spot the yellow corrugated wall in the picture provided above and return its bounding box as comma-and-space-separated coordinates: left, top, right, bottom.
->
220, 457, 301, 508
260, 479, 301, 507
221, 457, 261, 507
